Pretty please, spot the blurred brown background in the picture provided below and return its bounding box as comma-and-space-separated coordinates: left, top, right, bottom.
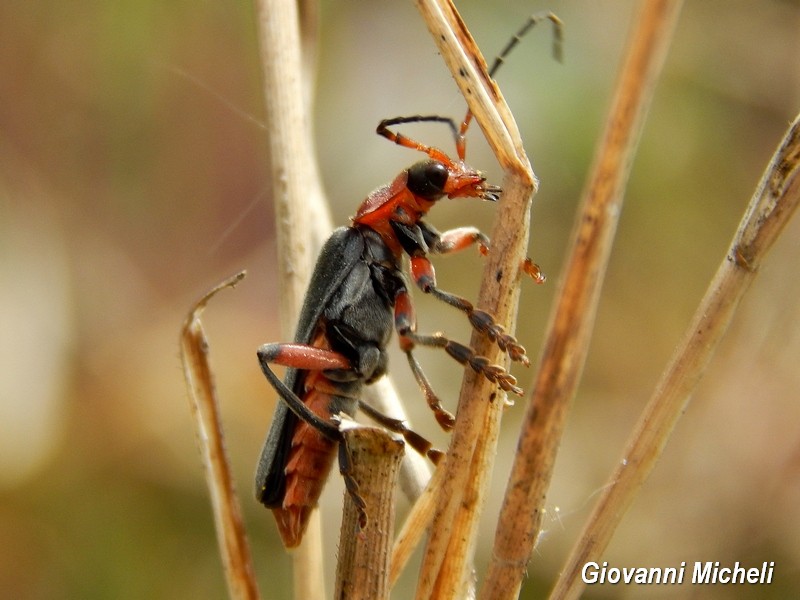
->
1, 1, 799, 598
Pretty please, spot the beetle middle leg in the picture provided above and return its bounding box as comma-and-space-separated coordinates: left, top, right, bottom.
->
419, 224, 546, 361
409, 254, 532, 366
394, 287, 523, 432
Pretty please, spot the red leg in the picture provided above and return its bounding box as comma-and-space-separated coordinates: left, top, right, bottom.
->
430, 226, 490, 255
393, 290, 457, 429
257, 341, 361, 546
257, 342, 351, 371
257, 342, 352, 441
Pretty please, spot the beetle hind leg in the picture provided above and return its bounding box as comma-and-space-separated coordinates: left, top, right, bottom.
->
357, 400, 445, 464
337, 442, 368, 532
256, 342, 352, 440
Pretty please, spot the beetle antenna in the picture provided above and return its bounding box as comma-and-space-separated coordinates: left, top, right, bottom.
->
376, 115, 460, 165
458, 12, 563, 156
376, 13, 562, 162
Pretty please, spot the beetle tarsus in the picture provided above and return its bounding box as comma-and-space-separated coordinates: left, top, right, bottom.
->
338, 443, 368, 531
523, 257, 547, 284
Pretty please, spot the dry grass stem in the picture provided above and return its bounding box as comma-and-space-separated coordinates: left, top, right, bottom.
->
363, 380, 433, 502
480, 2, 684, 598
180, 272, 259, 600
551, 113, 800, 600
414, 1, 528, 169
390, 456, 447, 586
412, 1, 536, 598
254, 0, 319, 321
297, 0, 320, 112
334, 427, 405, 600
253, 0, 325, 594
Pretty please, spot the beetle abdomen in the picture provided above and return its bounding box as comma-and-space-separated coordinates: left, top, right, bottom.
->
273, 369, 359, 548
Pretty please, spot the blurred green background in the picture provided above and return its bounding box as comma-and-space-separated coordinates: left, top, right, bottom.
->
1, 1, 799, 598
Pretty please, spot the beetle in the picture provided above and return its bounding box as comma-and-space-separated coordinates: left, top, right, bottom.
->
255, 13, 560, 548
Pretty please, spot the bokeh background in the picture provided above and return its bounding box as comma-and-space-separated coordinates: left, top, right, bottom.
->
2, 1, 799, 598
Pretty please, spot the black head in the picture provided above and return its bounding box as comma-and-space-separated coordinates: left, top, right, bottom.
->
406, 160, 449, 200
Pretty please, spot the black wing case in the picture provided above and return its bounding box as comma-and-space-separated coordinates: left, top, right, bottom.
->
255, 227, 366, 507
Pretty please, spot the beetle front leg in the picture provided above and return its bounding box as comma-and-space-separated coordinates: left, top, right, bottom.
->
426, 225, 546, 284
428, 226, 490, 255
408, 256, 531, 366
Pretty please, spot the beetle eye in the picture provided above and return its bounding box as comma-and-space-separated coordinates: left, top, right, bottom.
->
407, 160, 449, 199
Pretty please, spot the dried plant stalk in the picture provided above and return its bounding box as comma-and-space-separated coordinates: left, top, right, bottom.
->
390, 456, 447, 586
551, 113, 800, 600
334, 427, 405, 600
254, 0, 318, 321
253, 0, 325, 595
363, 380, 433, 503
180, 272, 259, 600
478, 3, 684, 598
412, 1, 536, 598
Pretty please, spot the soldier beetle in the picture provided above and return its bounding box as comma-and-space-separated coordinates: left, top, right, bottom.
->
255, 12, 561, 548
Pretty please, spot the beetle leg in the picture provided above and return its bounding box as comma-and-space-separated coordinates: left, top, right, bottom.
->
408, 255, 531, 366
356, 400, 444, 465
405, 349, 457, 430
258, 342, 373, 545
256, 342, 352, 440
429, 226, 491, 256
337, 442, 368, 532
407, 331, 523, 397
395, 288, 523, 410
393, 290, 457, 430
522, 257, 546, 283
427, 225, 546, 284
